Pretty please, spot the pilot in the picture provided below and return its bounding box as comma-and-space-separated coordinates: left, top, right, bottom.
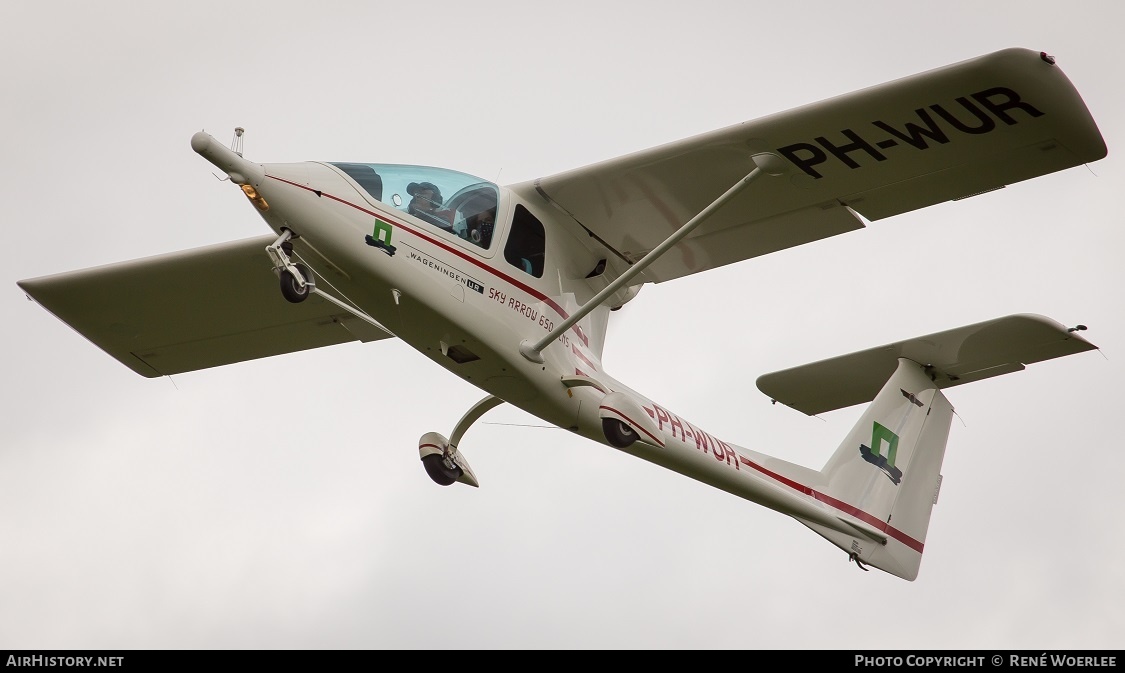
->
406, 182, 450, 229
465, 207, 495, 248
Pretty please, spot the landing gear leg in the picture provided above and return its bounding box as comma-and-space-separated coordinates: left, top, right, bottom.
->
418, 396, 505, 487
266, 229, 315, 303
262, 229, 397, 340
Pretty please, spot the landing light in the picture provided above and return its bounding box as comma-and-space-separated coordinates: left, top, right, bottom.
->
240, 184, 269, 211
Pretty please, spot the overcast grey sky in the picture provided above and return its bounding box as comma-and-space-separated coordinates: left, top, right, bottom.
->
3, 0, 1123, 649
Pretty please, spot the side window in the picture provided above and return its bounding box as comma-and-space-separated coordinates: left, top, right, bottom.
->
332, 163, 383, 201
505, 205, 545, 278
326, 164, 499, 250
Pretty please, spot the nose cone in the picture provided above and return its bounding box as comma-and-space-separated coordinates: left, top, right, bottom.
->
189, 131, 212, 155
191, 131, 264, 186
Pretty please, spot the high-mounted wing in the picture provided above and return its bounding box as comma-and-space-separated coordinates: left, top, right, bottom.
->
17, 236, 393, 378
511, 48, 1106, 284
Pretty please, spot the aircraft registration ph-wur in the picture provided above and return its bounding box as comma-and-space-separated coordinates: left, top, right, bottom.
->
18, 48, 1106, 580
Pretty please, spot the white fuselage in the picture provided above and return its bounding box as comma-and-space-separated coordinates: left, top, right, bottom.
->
241, 158, 884, 547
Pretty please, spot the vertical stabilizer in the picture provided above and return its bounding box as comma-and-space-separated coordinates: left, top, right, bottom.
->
804, 358, 953, 580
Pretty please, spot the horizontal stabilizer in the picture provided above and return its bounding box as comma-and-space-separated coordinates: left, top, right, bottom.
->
17, 236, 394, 378
757, 314, 1096, 415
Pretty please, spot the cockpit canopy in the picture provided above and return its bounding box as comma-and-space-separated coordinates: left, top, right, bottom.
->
330, 163, 499, 249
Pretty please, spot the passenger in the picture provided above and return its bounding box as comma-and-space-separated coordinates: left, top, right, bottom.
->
406, 182, 450, 230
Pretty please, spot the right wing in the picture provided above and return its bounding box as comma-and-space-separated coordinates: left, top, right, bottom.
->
17, 236, 394, 378
510, 48, 1107, 284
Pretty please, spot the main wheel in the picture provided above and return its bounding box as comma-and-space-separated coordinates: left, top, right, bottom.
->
602, 418, 637, 448
280, 263, 312, 303
422, 453, 462, 486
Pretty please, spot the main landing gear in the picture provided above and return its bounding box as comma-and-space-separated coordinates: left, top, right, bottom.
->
418, 395, 504, 487
602, 418, 637, 448
421, 451, 463, 486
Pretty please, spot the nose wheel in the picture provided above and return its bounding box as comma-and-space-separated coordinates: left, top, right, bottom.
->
280, 263, 312, 303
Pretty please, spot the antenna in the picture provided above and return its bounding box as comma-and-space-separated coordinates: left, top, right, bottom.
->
230, 127, 245, 157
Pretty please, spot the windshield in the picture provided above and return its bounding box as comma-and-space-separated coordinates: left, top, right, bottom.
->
330, 163, 499, 249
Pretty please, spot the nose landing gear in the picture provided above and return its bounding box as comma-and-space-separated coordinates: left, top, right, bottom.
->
279, 262, 313, 303
266, 229, 315, 304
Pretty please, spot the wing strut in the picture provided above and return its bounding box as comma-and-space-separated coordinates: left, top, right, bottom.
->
519, 152, 790, 363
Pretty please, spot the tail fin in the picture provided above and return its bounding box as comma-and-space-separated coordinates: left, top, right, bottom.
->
809, 358, 952, 580
756, 314, 1097, 580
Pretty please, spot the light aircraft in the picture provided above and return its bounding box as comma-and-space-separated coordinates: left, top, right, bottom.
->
17, 48, 1106, 581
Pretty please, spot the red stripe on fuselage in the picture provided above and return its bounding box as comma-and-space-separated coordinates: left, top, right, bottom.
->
268, 175, 590, 347
571, 344, 598, 372
608, 401, 923, 553
735, 455, 923, 553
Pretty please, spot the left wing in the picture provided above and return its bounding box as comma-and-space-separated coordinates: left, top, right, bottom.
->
17, 236, 393, 378
510, 48, 1106, 283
